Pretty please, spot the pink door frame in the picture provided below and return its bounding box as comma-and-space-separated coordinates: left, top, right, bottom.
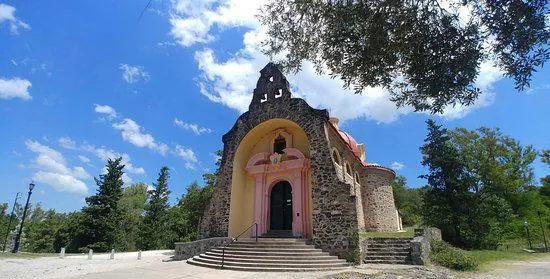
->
245, 148, 311, 238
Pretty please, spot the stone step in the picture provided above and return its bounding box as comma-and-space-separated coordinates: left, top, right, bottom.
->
212, 246, 320, 253
238, 238, 305, 243
230, 241, 308, 246
366, 252, 410, 256
204, 251, 336, 260
227, 244, 312, 249
364, 259, 409, 264
366, 237, 413, 241
367, 247, 411, 253
365, 255, 409, 260
187, 258, 350, 272
197, 254, 346, 264
190, 257, 349, 269
210, 248, 328, 256
366, 244, 411, 248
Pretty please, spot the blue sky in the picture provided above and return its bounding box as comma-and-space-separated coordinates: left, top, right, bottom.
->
1, 1, 549, 212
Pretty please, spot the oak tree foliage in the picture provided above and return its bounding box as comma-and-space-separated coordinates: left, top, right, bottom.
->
259, 0, 549, 113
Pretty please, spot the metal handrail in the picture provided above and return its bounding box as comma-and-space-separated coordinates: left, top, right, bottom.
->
221, 222, 258, 269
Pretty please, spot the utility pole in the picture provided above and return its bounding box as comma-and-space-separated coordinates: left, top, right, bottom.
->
12, 182, 35, 253
2, 193, 21, 252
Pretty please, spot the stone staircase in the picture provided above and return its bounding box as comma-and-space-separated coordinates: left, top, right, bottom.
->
187, 238, 350, 272
364, 238, 412, 264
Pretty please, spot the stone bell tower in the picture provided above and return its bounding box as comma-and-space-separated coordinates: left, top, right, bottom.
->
249, 63, 292, 111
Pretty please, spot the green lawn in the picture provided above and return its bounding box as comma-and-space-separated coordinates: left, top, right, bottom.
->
469, 250, 550, 270
362, 226, 416, 238
0, 252, 57, 259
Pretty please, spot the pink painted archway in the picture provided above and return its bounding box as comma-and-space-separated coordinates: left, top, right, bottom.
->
245, 148, 310, 237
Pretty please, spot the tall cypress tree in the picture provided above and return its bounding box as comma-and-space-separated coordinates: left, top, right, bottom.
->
138, 166, 170, 250
80, 157, 125, 252
420, 120, 472, 247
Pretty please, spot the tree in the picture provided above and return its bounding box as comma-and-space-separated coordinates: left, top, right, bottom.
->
420, 120, 473, 246
391, 176, 423, 226
23, 206, 66, 253
449, 127, 537, 214
138, 167, 171, 250
259, 0, 548, 113
118, 183, 149, 251
79, 157, 125, 252
540, 150, 550, 207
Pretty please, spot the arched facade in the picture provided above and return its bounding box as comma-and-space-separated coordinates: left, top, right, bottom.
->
198, 63, 401, 259
229, 118, 312, 238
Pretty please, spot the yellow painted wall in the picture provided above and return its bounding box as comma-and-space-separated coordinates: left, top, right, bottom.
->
228, 118, 310, 236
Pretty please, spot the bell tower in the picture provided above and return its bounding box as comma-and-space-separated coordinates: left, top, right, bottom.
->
249, 63, 291, 111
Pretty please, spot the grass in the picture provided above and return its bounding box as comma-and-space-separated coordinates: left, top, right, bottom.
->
0, 252, 58, 259
362, 226, 416, 238
469, 250, 550, 271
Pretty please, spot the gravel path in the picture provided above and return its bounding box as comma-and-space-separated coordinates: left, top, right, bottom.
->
1, 252, 549, 279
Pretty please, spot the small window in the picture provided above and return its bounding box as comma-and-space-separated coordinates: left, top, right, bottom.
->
332, 149, 341, 166
346, 163, 352, 175
274, 135, 286, 154
354, 172, 360, 184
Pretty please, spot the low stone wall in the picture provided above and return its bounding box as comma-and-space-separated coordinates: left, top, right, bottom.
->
410, 227, 442, 265
174, 237, 231, 261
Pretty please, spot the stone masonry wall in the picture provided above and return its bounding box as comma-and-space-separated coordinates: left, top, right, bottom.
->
174, 237, 231, 261
361, 167, 399, 231
197, 64, 359, 259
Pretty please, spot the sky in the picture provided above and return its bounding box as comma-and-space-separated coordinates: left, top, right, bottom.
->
1, 0, 549, 212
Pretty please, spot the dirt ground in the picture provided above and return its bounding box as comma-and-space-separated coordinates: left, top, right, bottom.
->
1, 251, 549, 279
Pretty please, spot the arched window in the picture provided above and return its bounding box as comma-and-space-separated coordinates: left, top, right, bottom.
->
346, 163, 352, 176
273, 135, 286, 154
332, 149, 341, 166
354, 172, 360, 184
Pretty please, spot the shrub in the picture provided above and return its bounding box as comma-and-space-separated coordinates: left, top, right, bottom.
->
430, 240, 478, 271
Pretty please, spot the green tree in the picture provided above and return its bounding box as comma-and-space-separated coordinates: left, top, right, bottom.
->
118, 183, 149, 251
391, 176, 423, 226
80, 157, 125, 252
23, 207, 66, 253
138, 167, 171, 250
53, 211, 84, 253
260, 0, 548, 113
449, 127, 537, 214
420, 119, 474, 247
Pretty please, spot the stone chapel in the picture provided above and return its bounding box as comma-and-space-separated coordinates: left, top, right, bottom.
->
198, 63, 402, 258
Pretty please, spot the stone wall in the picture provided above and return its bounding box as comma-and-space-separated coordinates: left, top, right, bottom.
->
174, 237, 231, 261
198, 64, 359, 259
361, 167, 399, 231
410, 227, 442, 265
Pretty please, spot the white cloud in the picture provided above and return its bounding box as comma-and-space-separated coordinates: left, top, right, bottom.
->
390, 162, 405, 171
0, 77, 32, 100
174, 118, 212, 135
169, 0, 259, 47
0, 3, 30, 35
169, 0, 504, 123
174, 144, 198, 169
112, 118, 169, 155
119, 64, 150, 84
94, 104, 117, 119
25, 140, 90, 194
33, 171, 88, 195
82, 144, 146, 175
58, 137, 77, 150
78, 155, 91, 163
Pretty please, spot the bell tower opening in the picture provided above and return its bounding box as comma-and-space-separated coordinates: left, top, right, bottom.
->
273, 135, 286, 154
